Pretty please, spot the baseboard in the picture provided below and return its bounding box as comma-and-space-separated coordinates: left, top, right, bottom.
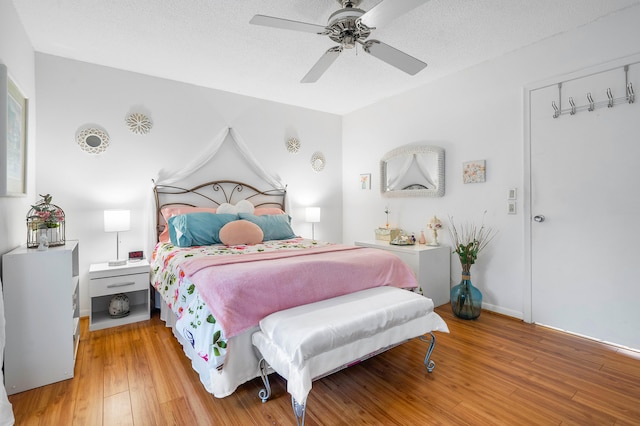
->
481, 302, 524, 320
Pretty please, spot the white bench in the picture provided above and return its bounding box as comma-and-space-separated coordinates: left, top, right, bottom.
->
251, 286, 449, 426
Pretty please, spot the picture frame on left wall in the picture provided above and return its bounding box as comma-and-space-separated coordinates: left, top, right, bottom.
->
0, 64, 28, 197
360, 173, 371, 190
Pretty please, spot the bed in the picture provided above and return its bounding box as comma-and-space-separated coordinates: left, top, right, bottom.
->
150, 180, 448, 398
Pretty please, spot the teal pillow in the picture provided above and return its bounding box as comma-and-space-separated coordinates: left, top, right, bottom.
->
238, 213, 297, 241
168, 212, 238, 247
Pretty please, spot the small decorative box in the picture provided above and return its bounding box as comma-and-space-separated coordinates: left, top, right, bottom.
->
375, 227, 401, 242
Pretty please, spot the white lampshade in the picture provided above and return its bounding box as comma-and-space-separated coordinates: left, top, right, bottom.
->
104, 210, 130, 232
104, 210, 130, 266
305, 207, 321, 223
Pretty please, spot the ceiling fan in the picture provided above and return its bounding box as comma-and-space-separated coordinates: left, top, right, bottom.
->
250, 0, 429, 83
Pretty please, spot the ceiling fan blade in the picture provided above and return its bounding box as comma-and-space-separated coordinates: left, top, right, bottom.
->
250, 15, 327, 34
359, 0, 429, 29
362, 40, 427, 75
301, 46, 343, 83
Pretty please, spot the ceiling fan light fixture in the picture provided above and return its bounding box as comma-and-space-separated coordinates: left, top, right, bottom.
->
327, 8, 371, 47
251, 0, 429, 82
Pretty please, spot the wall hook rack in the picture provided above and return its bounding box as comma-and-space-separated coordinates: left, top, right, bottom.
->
552, 64, 636, 118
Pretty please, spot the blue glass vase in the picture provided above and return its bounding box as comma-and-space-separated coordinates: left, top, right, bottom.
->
451, 272, 482, 319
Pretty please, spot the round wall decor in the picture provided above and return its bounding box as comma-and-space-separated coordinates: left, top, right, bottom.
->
311, 151, 326, 172
286, 137, 301, 153
126, 112, 152, 135
76, 128, 110, 154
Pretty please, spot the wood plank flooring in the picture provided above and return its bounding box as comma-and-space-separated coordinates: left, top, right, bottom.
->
8, 306, 640, 425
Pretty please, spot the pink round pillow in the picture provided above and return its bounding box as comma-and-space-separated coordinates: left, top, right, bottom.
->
219, 220, 264, 245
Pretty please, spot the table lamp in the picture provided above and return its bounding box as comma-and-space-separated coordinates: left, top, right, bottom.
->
305, 207, 321, 241
104, 209, 130, 266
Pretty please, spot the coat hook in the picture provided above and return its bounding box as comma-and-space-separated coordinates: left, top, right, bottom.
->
568, 97, 576, 115
586, 93, 595, 111
606, 88, 614, 108
627, 82, 635, 104
552, 101, 560, 118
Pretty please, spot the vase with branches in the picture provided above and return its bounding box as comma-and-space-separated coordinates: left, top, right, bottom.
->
448, 212, 496, 319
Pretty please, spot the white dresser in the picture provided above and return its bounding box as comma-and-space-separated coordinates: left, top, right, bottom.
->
2, 241, 80, 395
355, 240, 450, 307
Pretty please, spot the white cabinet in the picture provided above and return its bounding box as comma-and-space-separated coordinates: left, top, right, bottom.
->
2, 241, 80, 395
89, 260, 150, 331
355, 240, 450, 307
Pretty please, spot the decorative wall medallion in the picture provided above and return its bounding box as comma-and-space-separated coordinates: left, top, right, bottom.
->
125, 112, 152, 135
286, 137, 301, 153
77, 128, 110, 154
311, 151, 326, 172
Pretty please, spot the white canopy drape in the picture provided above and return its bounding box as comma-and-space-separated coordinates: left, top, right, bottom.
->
153, 127, 284, 190
145, 127, 287, 255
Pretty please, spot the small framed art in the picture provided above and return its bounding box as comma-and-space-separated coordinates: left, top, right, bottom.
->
463, 160, 486, 184
360, 173, 371, 190
0, 64, 28, 197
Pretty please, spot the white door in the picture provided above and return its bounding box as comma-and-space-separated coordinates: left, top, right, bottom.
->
529, 64, 640, 349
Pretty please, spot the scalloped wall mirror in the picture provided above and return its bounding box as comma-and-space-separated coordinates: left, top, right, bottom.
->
76, 127, 110, 154
380, 145, 445, 197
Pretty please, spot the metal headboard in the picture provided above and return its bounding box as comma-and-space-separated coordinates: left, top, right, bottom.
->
153, 180, 287, 240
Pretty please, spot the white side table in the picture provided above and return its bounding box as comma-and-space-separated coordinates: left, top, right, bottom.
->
89, 259, 151, 331
2, 241, 80, 394
355, 240, 450, 307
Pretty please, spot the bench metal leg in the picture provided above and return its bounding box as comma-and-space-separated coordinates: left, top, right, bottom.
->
419, 332, 437, 372
291, 396, 306, 426
257, 358, 271, 403
258, 357, 306, 425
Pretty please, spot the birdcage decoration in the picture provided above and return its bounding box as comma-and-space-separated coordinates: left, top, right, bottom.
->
26, 194, 66, 248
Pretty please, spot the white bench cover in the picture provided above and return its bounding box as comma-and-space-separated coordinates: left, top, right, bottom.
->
252, 286, 449, 405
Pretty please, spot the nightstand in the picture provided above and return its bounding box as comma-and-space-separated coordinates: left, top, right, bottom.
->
89, 259, 151, 331
355, 240, 450, 307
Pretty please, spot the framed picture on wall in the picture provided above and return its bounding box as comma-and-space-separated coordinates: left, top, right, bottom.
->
462, 160, 486, 184
0, 64, 28, 197
360, 173, 371, 190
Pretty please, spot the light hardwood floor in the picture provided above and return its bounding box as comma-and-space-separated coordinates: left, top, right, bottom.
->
8, 305, 640, 425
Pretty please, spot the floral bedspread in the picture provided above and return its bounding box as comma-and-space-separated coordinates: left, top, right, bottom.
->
150, 238, 331, 370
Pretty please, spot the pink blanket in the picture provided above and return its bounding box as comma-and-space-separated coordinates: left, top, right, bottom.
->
179, 245, 418, 338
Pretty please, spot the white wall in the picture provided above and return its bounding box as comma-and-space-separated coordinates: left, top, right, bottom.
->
342, 5, 640, 319
34, 55, 342, 316
0, 0, 36, 256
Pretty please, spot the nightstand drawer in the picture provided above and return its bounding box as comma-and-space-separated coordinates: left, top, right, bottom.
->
90, 272, 148, 297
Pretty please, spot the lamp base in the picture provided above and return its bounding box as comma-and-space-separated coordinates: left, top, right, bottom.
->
108, 259, 127, 267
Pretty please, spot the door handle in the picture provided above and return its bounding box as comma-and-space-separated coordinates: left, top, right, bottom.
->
533, 215, 545, 223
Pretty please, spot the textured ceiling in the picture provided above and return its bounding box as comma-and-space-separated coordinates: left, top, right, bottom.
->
11, 0, 640, 115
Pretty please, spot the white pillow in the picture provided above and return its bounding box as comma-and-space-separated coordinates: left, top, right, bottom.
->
217, 199, 255, 215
